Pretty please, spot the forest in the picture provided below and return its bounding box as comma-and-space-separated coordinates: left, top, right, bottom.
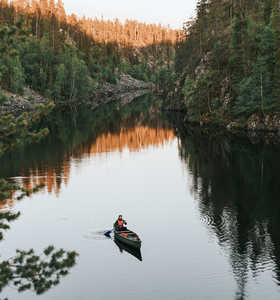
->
0, 0, 179, 97
175, 0, 280, 128
3, 0, 280, 157
0, 0, 179, 158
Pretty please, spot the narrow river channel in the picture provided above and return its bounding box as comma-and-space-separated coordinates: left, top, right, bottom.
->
1, 95, 280, 300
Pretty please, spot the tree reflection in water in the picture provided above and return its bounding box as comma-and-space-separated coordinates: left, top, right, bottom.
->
0, 95, 175, 199
0, 94, 172, 298
172, 120, 280, 300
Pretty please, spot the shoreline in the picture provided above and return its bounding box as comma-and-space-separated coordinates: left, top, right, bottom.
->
164, 108, 280, 145
0, 74, 153, 118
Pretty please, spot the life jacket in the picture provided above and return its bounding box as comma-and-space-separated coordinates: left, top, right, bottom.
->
118, 219, 124, 228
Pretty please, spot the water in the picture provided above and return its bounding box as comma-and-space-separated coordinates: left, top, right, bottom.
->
1, 96, 280, 300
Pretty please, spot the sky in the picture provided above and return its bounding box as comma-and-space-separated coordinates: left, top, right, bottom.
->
63, 0, 198, 29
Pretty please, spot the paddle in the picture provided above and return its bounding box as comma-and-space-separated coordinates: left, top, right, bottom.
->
104, 230, 112, 237
104, 229, 130, 237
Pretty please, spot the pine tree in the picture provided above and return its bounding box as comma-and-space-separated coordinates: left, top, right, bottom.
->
0, 22, 25, 93
271, 7, 280, 107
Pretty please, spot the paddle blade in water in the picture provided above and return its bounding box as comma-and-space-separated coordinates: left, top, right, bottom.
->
104, 230, 112, 237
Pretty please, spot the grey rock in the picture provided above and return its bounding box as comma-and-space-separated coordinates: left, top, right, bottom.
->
0, 87, 48, 117
97, 74, 153, 97
226, 122, 240, 130
248, 114, 263, 131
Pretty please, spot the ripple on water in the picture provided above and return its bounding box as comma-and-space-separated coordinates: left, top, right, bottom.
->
83, 230, 111, 241
200, 210, 234, 244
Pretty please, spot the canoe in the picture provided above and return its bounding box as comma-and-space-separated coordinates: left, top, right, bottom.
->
113, 226, 142, 249
114, 239, 142, 261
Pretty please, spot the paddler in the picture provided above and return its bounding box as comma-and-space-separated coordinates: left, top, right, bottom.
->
114, 215, 127, 231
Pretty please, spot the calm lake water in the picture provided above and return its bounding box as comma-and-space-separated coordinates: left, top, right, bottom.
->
1, 95, 280, 300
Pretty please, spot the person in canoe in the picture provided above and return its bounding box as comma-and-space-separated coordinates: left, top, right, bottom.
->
114, 215, 128, 231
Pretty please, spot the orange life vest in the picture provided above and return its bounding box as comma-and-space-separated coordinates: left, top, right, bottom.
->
118, 219, 124, 228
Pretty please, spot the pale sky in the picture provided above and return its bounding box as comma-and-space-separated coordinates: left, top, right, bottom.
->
63, 0, 198, 29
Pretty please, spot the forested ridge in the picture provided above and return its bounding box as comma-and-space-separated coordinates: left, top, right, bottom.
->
0, 0, 179, 96
0, 0, 180, 157
174, 0, 280, 131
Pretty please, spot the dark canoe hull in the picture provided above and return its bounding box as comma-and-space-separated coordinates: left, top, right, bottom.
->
113, 227, 141, 249
114, 239, 142, 261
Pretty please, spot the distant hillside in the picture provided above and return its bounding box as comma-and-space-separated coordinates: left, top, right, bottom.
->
1, 0, 180, 46
0, 0, 180, 103
0, 0, 180, 156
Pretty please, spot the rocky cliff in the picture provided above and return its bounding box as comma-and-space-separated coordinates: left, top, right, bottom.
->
0, 75, 153, 117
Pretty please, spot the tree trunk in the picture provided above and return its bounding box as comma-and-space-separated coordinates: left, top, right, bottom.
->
260, 72, 264, 116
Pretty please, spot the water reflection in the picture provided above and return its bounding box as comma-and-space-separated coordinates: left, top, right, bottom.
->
0, 96, 175, 202
114, 239, 143, 262
0, 126, 174, 201
76, 126, 174, 155
171, 119, 280, 299
0, 196, 15, 209
2, 96, 280, 299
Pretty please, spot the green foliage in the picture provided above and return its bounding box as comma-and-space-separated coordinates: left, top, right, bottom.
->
120, 43, 177, 85
0, 22, 25, 94
0, 103, 54, 157
152, 67, 177, 95
0, 246, 78, 297
183, 76, 197, 112
0, 91, 7, 105
233, 24, 276, 116
270, 8, 280, 101
175, 0, 280, 122
0, 178, 77, 299
87, 45, 120, 85
53, 45, 93, 106
0, 179, 21, 241
230, 15, 246, 93
0, 176, 44, 242
0, 179, 18, 202
20, 35, 54, 94
264, 0, 273, 25
119, 58, 150, 82
0, 0, 177, 160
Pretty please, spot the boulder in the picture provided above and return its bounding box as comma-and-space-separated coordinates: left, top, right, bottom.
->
98, 74, 153, 97
247, 114, 264, 131
264, 114, 280, 131
0, 88, 48, 117
226, 122, 240, 130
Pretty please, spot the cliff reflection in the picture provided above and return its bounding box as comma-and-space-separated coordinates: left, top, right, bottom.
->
0, 196, 15, 210
173, 122, 280, 299
0, 98, 175, 203
75, 126, 174, 156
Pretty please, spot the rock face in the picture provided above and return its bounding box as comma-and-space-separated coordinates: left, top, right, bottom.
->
0, 75, 153, 117
90, 89, 151, 110
246, 114, 280, 132
263, 114, 280, 131
90, 74, 153, 109
226, 122, 241, 131
96, 74, 153, 97
0, 88, 48, 117
247, 114, 264, 131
